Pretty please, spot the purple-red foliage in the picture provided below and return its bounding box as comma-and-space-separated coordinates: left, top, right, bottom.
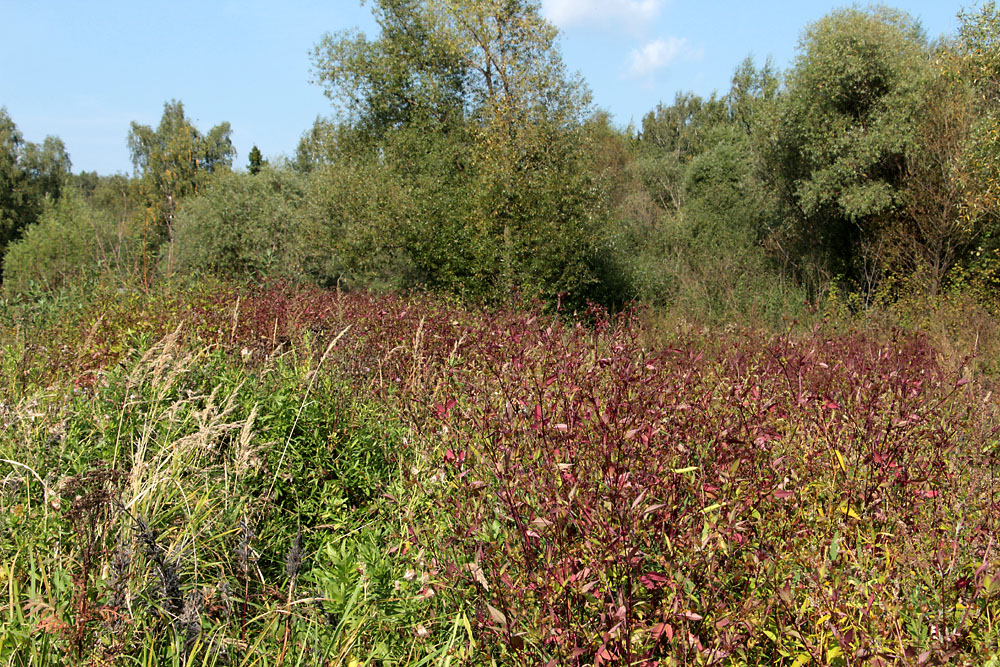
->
29, 281, 1000, 663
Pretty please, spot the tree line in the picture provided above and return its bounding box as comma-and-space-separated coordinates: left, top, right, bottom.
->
2, 0, 999, 319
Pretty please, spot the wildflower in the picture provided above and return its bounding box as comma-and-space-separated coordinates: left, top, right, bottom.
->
236, 520, 255, 574
285, 530, 303, 581
179, 590, 202, 651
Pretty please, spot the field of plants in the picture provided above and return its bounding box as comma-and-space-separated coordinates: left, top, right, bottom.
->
1, 280, 999, 666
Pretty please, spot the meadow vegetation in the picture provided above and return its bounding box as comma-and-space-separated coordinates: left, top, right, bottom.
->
2, 1, 1000, 664
0, 280, 998, 665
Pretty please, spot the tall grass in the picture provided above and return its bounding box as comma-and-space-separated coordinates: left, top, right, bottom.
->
0, 316, 471, 665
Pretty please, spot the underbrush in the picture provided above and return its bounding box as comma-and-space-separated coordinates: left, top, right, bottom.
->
0, 320, 472, 665
1, 280, 998, 665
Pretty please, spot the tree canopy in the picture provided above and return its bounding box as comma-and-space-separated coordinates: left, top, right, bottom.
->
0, 107, 72, 272
306, 0, 603, 305
8, 3, 1000, 318
127, 100, 234, 244
765, 7, 932, 284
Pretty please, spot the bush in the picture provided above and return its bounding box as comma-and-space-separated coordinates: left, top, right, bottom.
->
2, 190, 123, 295
170, 167, 308, 278
300, 153, 417, 290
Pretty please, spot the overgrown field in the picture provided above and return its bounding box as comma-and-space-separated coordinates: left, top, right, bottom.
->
1, 281, 998, 666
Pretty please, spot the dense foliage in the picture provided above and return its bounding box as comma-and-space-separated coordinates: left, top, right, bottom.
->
1, 280, 998, 665
0, 107, 71, 272
4, 5, 1000, 663
4, 3, 1000, 317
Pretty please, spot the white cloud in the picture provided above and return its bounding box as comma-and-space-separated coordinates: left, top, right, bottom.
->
628, 37, 701, 77
543, 0, 663, 28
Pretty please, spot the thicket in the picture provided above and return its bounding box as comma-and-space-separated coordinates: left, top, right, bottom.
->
4, 3, 1000, 322
1, 190, 141, 295
171, 167, 309, 278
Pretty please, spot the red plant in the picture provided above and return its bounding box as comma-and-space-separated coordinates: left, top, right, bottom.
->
22, 280, 1000, 663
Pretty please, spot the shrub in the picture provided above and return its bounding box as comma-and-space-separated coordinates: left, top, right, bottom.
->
170, 167, 308, 278
2, 190, 123, 295
300, 153, 417, 290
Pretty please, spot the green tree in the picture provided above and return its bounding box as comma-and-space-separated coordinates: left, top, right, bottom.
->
424, 0, 589, 124
18, 136, 71, 224
465, 114, 603, 301
937, 1, 1000, 301
678, 123, 796, 318
768, 7, 932, 287
885, 64, 978, 294
248, 145, 265, 175
2, 190, 120, 294
302, 143, 420, 289
127, 100, 234, 247
637, 93, 728, 215
293, 117, 354, 174
0, 108, 72, 272
312, 0, 588, 132
310, 0, 608, 305
727, 57, 781, 138
172, 167, 307, 277
611, 56, 807, 319
955, 3, 1000, 226
311, 0, 466, 140
0, 108, 26, 262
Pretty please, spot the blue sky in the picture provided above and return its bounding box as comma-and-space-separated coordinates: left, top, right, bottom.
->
0, 0, 970, 175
